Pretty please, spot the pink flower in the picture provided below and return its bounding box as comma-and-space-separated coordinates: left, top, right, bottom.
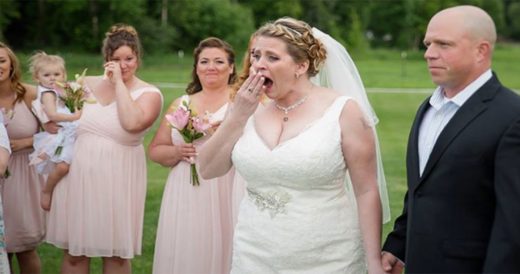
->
165, 107, 190, 130
192, 117, 211, 133
165, 101, 214, 187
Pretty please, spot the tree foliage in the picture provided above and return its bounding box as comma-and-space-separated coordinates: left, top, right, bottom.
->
508, 1, 520, 39
171, 0, 254, 52
238, 0, 303, 27
0, 0, 518, 53
0, 0, 19, 42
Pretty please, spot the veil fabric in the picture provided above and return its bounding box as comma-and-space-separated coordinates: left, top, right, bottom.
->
311, 28, 391, 223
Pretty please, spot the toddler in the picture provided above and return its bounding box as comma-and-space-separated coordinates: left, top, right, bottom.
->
29, 52, 81, 211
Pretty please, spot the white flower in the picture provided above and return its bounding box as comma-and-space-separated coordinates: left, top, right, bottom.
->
69, 82, 82, 92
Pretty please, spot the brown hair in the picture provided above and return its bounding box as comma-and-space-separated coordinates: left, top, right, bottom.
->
230, 34, 256, 100
254, 17, 326, 77
102, 23, 142, 65
28, 51, 66, 81
185, 37, 237, 95
0, 42, 27, 103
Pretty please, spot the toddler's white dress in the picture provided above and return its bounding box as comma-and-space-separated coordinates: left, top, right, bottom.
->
30, 85, 78, 174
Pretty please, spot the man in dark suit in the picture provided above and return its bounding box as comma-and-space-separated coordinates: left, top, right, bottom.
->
381, 5, 520, 273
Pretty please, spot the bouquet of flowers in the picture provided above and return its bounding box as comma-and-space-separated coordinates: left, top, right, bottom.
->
56, 68, 94, 113
53, 69, 94, 156
165, 100, 211, 186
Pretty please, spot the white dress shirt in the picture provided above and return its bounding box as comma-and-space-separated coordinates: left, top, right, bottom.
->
418, 69, 492, 175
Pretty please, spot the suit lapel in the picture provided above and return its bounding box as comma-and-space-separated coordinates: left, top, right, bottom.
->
407, 99, 430, 188
412, 75, 501, 190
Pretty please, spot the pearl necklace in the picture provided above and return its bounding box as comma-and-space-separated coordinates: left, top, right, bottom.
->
274, 95, 309, 122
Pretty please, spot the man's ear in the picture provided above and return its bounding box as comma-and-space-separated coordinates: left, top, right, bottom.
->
476, 40, 492, 64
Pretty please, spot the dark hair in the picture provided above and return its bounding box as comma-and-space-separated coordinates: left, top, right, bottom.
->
255, 17, 326, 77
102, 23, 142, 65
185, 37, 237, 94
0, 42, 27, 103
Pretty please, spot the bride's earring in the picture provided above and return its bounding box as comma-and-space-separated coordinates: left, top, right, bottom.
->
295, 73, 300, 79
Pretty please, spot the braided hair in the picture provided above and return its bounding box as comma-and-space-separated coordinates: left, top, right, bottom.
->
254, 17, 327, 77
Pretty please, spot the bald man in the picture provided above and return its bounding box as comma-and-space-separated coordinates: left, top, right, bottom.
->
382, 5, 520, 273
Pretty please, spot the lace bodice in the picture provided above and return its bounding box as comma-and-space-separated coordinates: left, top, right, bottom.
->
230, 96, 366, 273
233, 107, 346, 188
232, 97, 350, 213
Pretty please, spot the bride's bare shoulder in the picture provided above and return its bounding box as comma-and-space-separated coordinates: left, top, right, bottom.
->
311, 86, 341, 105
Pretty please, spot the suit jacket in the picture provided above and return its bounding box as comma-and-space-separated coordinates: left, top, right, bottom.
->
383, 74, 520, 273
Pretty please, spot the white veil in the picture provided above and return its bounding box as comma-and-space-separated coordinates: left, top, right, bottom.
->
310, 28, 391, 223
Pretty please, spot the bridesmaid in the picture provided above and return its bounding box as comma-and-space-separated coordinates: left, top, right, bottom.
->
149, 37, 236, 274
45, 24, 163, 274
0, 42, 45, 274
0, 116, 11, 274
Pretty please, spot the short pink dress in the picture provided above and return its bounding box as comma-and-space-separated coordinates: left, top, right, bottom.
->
46, 86, 162, 259
152, 96, 235, 274
0, 101, 46, 253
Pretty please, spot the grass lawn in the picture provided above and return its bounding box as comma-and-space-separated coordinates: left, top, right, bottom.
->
11, 44, 520, 273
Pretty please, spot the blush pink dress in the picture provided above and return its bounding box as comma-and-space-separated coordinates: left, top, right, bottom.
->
0, 101, 46, 253
152, 95, 236, 274
46, 86, 162, 259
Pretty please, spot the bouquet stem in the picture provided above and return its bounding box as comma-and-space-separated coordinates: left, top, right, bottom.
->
190, 163, 200, 186
55, 146, 63, 156
2, 168, 9, 179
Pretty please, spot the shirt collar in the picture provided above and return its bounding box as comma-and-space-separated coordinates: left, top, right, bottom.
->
429, 69, 492, 109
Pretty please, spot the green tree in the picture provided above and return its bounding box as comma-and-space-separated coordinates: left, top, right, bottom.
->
346, 9, 369, 52
330, 0, 370, 50
480, 0, 506, 37
171, 0, 254, 52
299, 0, 343, 42
4, 0, 151, 51
508, 1, 520, 39
367, 0, 407, 48
238, 0, 303, 26
0, 0, 19, 42
2, 0, 518, 53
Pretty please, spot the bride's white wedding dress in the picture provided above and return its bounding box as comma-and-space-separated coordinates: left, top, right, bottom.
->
230, 96, 366, 273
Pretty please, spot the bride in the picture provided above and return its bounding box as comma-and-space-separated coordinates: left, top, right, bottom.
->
199, 17, 390, 273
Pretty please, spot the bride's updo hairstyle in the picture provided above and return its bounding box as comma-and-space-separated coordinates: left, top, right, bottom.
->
255, 17, 327, 77
102, 23, 142, 65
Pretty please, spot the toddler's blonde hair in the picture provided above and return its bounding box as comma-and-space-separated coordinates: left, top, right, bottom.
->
29, 51, 67, 81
